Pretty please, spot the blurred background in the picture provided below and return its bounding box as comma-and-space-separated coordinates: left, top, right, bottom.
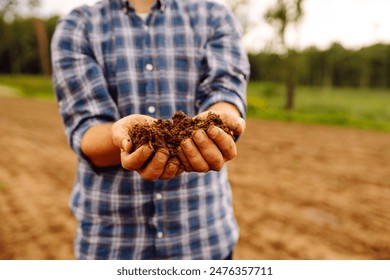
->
0, 0, 389, 260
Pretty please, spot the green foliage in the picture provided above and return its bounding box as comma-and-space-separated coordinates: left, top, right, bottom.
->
0, 6, 389, 94
247, 81, 390, 132
0, 75, 54, 99
0, 15, 59, 74
249, 43, 390, 89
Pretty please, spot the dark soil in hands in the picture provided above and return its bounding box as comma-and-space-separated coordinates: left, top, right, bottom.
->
129, 111, 232, 161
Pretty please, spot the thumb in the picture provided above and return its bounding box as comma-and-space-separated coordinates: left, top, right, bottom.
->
121, 138, 132, 153
111, 118, 132, 149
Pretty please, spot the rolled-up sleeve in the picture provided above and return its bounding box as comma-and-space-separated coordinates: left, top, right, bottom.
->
196, 3, 250, 118
51, 8, 120, 158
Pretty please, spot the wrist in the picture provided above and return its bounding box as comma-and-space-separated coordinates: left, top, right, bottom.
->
206, 102, 241, 118
81, 122, 121, 167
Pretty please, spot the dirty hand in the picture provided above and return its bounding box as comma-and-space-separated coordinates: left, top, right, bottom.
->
112, 115, 182, 180
178, 110, 246, 172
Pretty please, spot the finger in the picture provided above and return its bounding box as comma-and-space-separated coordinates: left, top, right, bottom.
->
180, 139, 210, 173
177, 147, 193, 172
192, 129, 224, 171
121, 138, 131, 153
222, 115, 246, 136
121, 144, 154, 170
176, 165, 185, 176
159, 158, 180, 180
207, 126, 237, 161
138, 149, 169, 180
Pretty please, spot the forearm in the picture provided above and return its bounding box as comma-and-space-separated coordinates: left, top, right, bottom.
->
81, 123, 121, 167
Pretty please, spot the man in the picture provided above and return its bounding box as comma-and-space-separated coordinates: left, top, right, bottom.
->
51, 0, 249, 259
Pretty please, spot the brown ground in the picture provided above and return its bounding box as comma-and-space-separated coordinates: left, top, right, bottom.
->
0, 96, 389, 260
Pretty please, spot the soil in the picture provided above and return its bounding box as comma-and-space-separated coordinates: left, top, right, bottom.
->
1, 95, 390, 260
130, 110, 232, 161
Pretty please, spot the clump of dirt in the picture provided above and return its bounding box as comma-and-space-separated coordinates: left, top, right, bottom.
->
129, 111, 232, 161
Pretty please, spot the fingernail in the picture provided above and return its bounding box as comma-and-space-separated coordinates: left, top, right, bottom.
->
157, 150, 169, 161
182, 139, 192, 149
208, 127, 219, 138
193, 130, 205, 142
167, 162, 177, 173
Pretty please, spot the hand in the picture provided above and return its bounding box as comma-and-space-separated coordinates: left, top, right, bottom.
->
177, 110, 246, 172
112, 115, 183, 180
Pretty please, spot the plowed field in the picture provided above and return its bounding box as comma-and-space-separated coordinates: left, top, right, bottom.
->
1, 96, 389, 260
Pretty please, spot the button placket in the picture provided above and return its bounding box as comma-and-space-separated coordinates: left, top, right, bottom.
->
154, 192, 164, 240
142, 17, 157, 117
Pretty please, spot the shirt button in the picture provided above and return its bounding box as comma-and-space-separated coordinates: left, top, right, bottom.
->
155, 193, 163, 200
145, 64, 154, 71
143, 24, 149, 31
148, 106, 156, 114
157, 232, 164, 239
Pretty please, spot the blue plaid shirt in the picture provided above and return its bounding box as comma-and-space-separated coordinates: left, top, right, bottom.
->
51, 0, 249, 260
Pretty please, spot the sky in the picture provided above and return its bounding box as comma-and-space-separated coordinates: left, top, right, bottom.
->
39, 0, 390, 52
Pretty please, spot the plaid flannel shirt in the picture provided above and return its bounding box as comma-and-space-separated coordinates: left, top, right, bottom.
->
51, 0, 249, 260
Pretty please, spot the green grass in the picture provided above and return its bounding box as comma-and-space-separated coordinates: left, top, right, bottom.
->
0, 75, 55, 100
1, 75, 389, 132
247, 81, 390, 132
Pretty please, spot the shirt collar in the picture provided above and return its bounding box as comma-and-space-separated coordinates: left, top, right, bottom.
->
121, 0, 168, 12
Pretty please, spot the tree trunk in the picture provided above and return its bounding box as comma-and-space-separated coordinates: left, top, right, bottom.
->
33, 18, 51, 76
284, 50, 296, 110
284, 76, 294, 110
